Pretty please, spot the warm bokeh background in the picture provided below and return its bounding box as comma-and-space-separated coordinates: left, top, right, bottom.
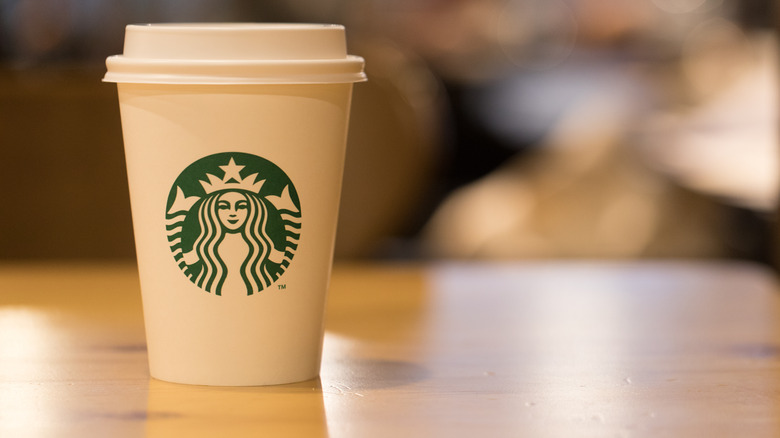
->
0, 0, 777, 263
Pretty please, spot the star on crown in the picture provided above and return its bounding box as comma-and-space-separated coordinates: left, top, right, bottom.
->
200, 158, 266, 194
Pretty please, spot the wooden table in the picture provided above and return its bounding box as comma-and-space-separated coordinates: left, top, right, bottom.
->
0, 261, 778, 437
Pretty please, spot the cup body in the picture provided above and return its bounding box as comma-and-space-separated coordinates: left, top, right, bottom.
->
106, 24, 364, 386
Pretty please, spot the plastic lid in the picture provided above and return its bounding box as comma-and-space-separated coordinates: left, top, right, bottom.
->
104, 23, 366, 84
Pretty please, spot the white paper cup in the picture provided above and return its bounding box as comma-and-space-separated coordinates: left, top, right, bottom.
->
104, 23, 365, 386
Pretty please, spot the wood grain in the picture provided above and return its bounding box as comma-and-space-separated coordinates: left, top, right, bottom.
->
0, 261, 778, 437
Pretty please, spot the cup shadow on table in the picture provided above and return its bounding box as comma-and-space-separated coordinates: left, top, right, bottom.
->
321, 356, 431, 392
141, 356, 430, 438
143, 377, 330, 438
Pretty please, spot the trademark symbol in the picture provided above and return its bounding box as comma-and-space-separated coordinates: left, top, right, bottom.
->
278, 284, 287, 290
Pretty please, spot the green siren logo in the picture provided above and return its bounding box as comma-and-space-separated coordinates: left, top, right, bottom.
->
165, 152, 301, 296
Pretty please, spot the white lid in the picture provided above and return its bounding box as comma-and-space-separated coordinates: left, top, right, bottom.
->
104, 23, 366, 84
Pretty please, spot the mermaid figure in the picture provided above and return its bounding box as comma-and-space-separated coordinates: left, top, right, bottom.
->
167, 155, 301, 297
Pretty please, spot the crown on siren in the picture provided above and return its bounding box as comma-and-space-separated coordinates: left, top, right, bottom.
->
199, 157, 265, 194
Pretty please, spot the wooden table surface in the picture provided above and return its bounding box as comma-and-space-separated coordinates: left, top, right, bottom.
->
0, 261, 778, 437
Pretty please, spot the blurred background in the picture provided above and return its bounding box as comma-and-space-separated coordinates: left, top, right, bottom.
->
0, 0, 777, 264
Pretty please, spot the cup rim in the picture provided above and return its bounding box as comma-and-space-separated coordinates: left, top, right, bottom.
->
104, 22, 366, 85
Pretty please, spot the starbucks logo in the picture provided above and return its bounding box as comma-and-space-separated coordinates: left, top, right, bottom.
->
165, 152, 301, 296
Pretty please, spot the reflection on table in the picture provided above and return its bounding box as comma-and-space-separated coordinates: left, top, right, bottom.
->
0, 262, 778, 437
